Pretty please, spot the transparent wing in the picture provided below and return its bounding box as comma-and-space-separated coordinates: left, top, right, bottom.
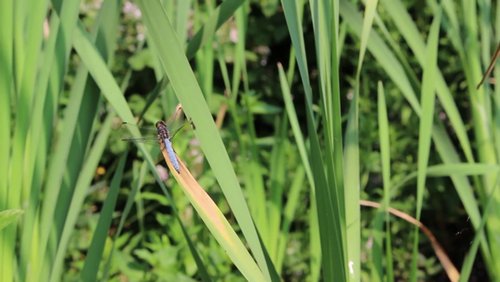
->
120, 122, 157, 143
165, 105, 194, 140
121, 104, 191, 142
169, 120, 194, 140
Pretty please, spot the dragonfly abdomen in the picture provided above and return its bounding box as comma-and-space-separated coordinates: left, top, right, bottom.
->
163, 137, 180, 173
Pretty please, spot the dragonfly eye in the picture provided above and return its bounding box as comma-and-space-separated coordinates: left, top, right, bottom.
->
155, 121, 165, 128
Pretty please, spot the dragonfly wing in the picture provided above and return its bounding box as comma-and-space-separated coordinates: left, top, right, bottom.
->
121, 136, 158, 143
120, 122, 159, 143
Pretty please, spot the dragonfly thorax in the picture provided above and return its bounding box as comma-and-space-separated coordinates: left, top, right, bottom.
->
155, 120, 171, 140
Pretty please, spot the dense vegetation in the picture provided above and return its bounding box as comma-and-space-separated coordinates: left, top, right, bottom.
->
1, 0, 499, 281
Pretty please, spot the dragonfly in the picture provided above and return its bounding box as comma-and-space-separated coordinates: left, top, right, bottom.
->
122, 106, 188, 173
155, 120, 181, 173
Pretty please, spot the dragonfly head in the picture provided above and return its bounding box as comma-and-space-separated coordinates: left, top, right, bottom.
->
155, 120, 167, 129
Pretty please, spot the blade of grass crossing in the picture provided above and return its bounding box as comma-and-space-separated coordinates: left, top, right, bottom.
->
135, 1, 274, 280
411, 11, 441, 281
390, 164, 500, 200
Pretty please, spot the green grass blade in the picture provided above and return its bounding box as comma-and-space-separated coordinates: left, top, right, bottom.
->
275, 166, 305, 273
80, 152, 128, 282
282, 0, 348, 279
427, 164, 500, 176
0, 0, 15, 276
25, 2, 83, 279
278, 63, 314, 194
267, 115, 288, 262
391, 163, 500, 195
278, 62, 320, 280
194, 1, 215, 103
73, 25, 135, 123
102, 160, 149, 281
357, 0, 378, 73
411, 11, 441, 281
377, 82, 394, 281
49, 113, 114, 282
344, 90, 360, 280
0, 0, 13, 211
51, 9, 119, 278
138, 76, 169, 122
345, 1, 378, 279
0, 209, 24, 231
381, 0, 474, 163
240, 96, 267, 242
459, 174, 500, 282
185, 0, 245, 59
432, 124, 492, 266
369, 211, 384, 282
313, 0, 348, 279
340, 0, 420, 114
3, 1, 48, 280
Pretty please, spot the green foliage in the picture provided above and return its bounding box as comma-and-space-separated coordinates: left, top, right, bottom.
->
2, 0, 500, 281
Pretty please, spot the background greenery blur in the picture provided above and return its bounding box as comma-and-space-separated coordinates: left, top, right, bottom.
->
1, 0, 500, 281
